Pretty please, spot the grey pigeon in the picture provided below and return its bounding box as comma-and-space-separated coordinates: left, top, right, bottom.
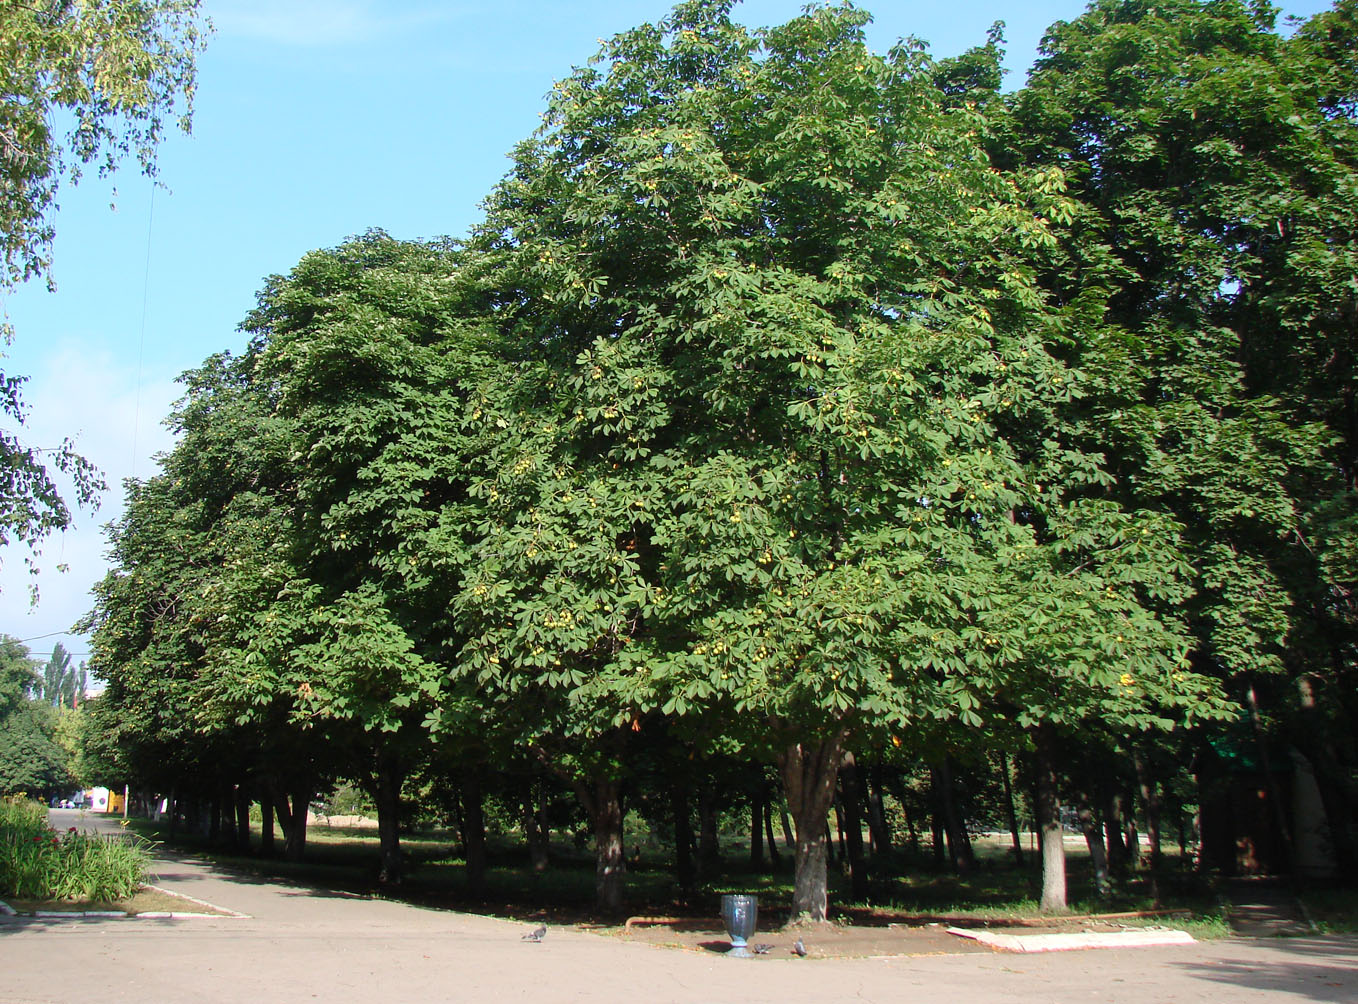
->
752, 943, 775, 955
792, 937, 807, 957
522, 924, 547, 942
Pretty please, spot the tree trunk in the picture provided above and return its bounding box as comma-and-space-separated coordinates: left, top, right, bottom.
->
1295, 674, 1358, 879
833, 799, 847, 861
1246, 684, 1294, 873
208, 791, 222, 844
672, 784, 696, 899
285, 785, 312, 861
259, 793, 275, 856
234, 785, 252, 854
374, 748, 405, 885
1077, 793, 1110, 898
1122, 785, 1141, 871
779, 732, 846, 923
271, 784, 292, 847
449, 783, 466, 846
930, 801, 946, 867
221, 788, 237, 847
1295, 743, 1358, 879
932, 759, 973, 874
749, 789, 765, 869
1029, 781, 1041, 850
763, 791, 782, 869
523, 781, 550, 873
1033, 723, 1068, 912
948, 756, 976, 869
866, 761, 892, 857
534, 788, 552, 867
461, 767, 487, 897
893, 780, 919, 855
780, 803, 795, 849
1104, 788, 1129, 877
588, 779, 626, 914
840, 753, 869, 900
1133, 754, 1162, 905
698, 791, 720, 873
1000, 751, 1024, 866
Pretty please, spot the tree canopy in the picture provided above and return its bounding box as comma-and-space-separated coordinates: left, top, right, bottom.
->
0, 0, 209, 289
0, 635, 72, 794
85, 0, 1358, 919
0, 0, 209, 590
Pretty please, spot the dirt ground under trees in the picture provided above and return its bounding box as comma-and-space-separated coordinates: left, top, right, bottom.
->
606, 913, 1188, 959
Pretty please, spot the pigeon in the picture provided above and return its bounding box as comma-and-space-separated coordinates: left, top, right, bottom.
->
752, 943, 775, 955
522, 924, 547, 942
792, 937, 807, 957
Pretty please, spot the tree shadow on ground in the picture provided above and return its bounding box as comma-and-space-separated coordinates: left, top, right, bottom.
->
1170, 937, 1358, 1003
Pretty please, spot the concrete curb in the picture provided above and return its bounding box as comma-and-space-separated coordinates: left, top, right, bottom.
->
142, 883, 249, 918
0, 886, 247, 921
947, 926, 1197, 953
4, 908, 247, 921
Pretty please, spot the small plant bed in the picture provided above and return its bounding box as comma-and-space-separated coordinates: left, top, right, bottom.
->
2, 884, 240, 918
2, 796, 150, 904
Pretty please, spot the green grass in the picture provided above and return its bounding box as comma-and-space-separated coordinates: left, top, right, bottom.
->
127, 818, 1234, 937
1299, 886, 1358, 933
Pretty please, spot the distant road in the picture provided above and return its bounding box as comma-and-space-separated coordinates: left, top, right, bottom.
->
48, 806, 126, 836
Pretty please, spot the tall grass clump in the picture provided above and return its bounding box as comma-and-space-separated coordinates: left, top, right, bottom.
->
1, 795, 150, 902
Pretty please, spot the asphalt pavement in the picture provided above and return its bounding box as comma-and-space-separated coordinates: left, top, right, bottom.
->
1, 810, 1354, 1003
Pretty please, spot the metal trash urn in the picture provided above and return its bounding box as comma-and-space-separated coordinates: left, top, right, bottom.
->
720, 894, 758, 958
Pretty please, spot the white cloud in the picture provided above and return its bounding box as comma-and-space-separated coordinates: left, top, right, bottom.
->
212, 1, 463, 47
0, 343, 178, 669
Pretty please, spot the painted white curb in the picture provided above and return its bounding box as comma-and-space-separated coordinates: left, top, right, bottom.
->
947, 927, 1196, 953
142, 883, 248, 918
0, 887, 247, 921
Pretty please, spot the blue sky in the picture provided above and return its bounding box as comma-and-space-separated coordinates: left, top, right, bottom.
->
0, 0, 1335, 668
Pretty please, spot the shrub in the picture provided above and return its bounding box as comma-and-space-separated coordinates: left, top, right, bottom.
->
1, 795, 150, 902
320, 782, 374, 819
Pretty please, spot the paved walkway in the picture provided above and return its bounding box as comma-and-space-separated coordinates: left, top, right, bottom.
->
2, 811, 1354, 1003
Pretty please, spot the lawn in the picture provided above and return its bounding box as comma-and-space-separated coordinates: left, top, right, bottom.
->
1299, 886, 1358, 934
122, 819, 1236, 938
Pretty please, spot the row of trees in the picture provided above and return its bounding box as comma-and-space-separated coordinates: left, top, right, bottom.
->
37, 642, 87, 709
86, 0, 1356, 919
